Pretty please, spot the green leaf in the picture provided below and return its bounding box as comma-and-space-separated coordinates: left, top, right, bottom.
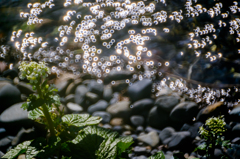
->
148, 151, 165, 159
116, 136, 134, 156
25, 138, 46, 159
23, 94, 45, 111
28, 108, 44, 120
67, 126, 133, 159
194, 143, 207, 152
2, 141, 32, 159
38, 136, 61, 158
21, 102, 28, 110
62, 114, 102, 127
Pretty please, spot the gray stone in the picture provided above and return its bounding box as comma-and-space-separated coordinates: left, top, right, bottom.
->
17, 82, 35, 96
0, 136, 13, 150
92, 111, 111, 124
159, 127, 175, 145
65, 79, 82, 95
0, 103, 34, 131
111, 80, 128, 92
3, 68, 18, 79
88, 80, 104, 96
103, 85, 113, 102
107, 101, 131, 118
65, 94, 75, 103
148, 106, 171, 130
0, 84, 21, 114
180, 122, 203, 138
88, 100, 108, 114
170, 102, 199, 123
155, 95, 180, 113
104, 70, 133, 84
85, 92, 99, 104
167, 131, 192, 150
127, 79, 152, 103
137, 131, 159, 147
130, 115, 145, 127
131, 98, 154, 116
66, 102, 83, 113
75, 85, 88, 105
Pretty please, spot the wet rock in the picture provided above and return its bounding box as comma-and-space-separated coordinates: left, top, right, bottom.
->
0, 103, 34, 133
65, 94, 75, 103
88, 100, 108, 114
104, 70, 133, 84
85, 92, 99, 104
112, 125, 123, 134
109, 92, 119, 105
159, 127, 175, 145
111, 80, 128, 92
127, 79, 152, 103
110, 118, 124, 126
130, 115, 145, 127
0, 84, 21, 113
102, 124, 112, 129
65, 79, 82, 95
132, 155, 148, 159
0, 136, 13, 152
0, 128, 7, 138
131, 98, 154, 116
16, 82, 35, 96
88, 80, 104, 97
74, 85, 88, 105
3, 68, 18, 79
229, 106, 240, 121
145, 126, 161, 134
180, 122, 203, 139
66, 102, 83, 113
137, 131, 159, 147
155, 95, 180, 113
196, 102, 224, 122
55, 77, 74, 97
107, 101, 131, 119
148, 106, 170, 129
92, 111, 111, 124
103, 85, 113, 102
133, 146, 150, 155
167, 131, 192, 150
170, 102, 199, 123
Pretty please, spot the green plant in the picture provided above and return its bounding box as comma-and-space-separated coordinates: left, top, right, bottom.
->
195, 116, 231, 159
2, 61, 133, 159
148, 151, 165, 159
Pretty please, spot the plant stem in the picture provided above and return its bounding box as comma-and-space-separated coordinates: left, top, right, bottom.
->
42, 103, 56, 137
36, 84, 56, 137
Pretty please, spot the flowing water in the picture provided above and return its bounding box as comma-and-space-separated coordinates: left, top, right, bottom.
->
0, 0, 240, 110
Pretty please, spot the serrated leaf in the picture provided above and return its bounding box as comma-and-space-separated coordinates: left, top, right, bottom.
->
116, 136, 134, 156
197, 143, 207, 150
62, 114, 102, 127
2, 141, 32, 159
67, 126, 133, 159
25, 137, 46, 159
37, 136, 61, 158
28, 108, 44, 120
21, 102, 28, 110
24, 94, 45, 111
148, 151, 165, 159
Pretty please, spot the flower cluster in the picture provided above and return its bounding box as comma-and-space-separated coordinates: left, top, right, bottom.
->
19, 61, 50, 84
199, 116, 226, 139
